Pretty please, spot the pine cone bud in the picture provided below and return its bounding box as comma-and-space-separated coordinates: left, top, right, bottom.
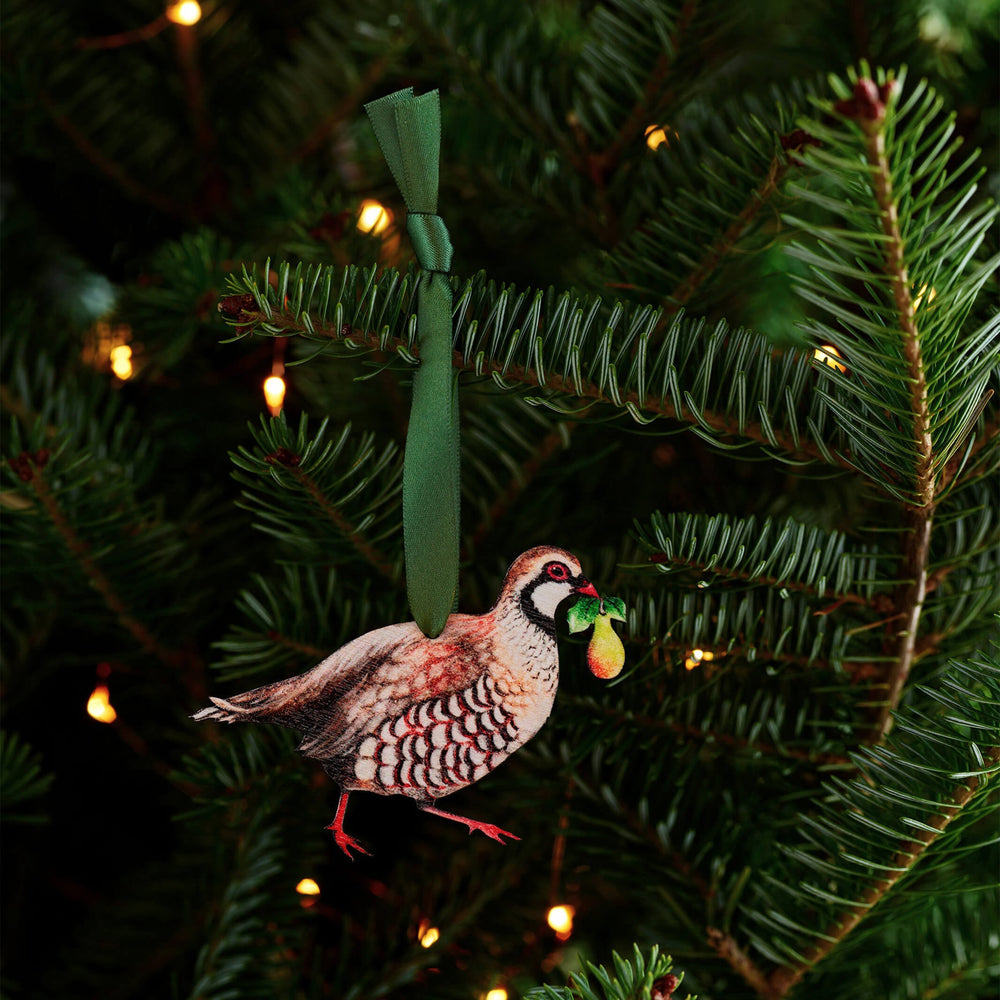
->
217, 293, 257, 319
834, 78, 886, 122
651, 973, 680, 999
266, 448, 301, 467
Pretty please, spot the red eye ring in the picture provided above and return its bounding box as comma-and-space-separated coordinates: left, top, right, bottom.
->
546, 562, 569, 581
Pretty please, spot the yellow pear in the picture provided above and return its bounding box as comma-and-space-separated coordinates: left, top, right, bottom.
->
587, 612, 624, 679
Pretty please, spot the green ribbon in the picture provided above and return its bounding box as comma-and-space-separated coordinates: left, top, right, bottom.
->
365, 88, 458, 639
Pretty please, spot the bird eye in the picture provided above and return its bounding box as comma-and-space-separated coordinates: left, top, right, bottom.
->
546, 562, 569, 581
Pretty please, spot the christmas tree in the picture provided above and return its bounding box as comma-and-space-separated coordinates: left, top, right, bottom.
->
2, 2, 998, 998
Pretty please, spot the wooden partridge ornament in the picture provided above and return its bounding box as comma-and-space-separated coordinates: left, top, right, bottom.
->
193, 546, 606, 858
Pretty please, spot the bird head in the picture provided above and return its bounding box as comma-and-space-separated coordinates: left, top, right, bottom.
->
499, 546, 599, 635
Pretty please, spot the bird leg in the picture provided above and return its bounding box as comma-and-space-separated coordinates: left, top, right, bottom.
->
325, 792, 370, 859
418, 804, 521, 844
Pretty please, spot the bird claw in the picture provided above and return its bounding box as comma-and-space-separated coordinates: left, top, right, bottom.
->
418, 804, 519, 844
464, 819, 520, 844
326, 822, 371, 860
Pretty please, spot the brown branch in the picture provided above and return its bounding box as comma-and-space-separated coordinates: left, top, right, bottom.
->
75, 14, 168, 49
765, 743, 1000, 999
849, 84, 936, 740
21, 454, 183, 668
646, 551, 874, 609
588, 0, 700, 180
569, 698, 851, 767
266, 454, 400, 585
173, 23, 228, 218
266, 630, 328, 660
662, 153, 789, 317
293, 55, 392, 162
38, 91, 191, 219
465, 421, 576, 555
707, 927, 774, 998
238, 307, 852, 472
637, 633, 833, 673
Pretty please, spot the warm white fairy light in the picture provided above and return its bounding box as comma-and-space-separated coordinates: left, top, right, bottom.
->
419, 925, 440, 948
484, 990, 508, 1000
684, 649, 715, 671
87, 684, 117, 723
166, 1, 202, 25
357, 199, 393, 235
546, 904, 575, 940
295, 878, 320, 896
110, 344, 134, 380
645, 124, 675, 150
264, 375, 286, 415
813, 344, 848, 375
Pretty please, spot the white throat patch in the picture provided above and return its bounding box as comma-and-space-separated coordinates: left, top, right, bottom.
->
530, 580, 572, 619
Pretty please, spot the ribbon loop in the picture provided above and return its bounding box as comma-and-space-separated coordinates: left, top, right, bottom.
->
366, 88, 459, 639
406, 213, 453, 273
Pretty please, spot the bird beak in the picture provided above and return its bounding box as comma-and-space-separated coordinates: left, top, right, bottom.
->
573, 578, 600, 598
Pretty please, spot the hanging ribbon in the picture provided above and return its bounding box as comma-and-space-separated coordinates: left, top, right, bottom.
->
365, 88, 458, 639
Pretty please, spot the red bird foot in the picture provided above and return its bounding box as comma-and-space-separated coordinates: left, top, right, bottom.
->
326, 824, 371, 860
326, 792, 371, 860
419, 805, 521, 844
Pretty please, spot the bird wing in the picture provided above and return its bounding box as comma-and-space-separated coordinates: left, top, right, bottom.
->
194, 614, 498, 762
297, 613, 498, 760
192, 621, 421, 727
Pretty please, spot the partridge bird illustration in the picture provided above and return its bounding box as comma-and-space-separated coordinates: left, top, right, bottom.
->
193, 546, 600, 858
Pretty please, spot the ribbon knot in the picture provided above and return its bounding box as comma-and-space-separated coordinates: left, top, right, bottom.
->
406, 213, 453, 274
366, 88, 459, 639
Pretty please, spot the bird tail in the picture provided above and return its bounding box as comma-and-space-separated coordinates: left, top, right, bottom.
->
191, 677, 300, 724
191, 697, 249, 724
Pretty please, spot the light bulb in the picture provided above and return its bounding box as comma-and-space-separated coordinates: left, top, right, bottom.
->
87, 684, 117, 723
110, 344, 133, 380
546, 904, 574, 939
357, 199, 392, 235
645, 124, 673, 150
295, 878, 320, 896
419, 925, 440, 948
813, 344, 848, 375
166, 1, 202, 25
484, 991, 508, 1000
264, 375, 286, 414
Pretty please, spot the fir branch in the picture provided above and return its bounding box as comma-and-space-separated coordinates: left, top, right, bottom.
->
265, 629, 328, 661
595, 0, 698, 172
567, 698, 850, 766
662, 150, 789, 316
292, 52, 392, 162
0, 730, 54, 824
465, 418, 576, 554
232, 416, 403, 583
225, 288, 847, 469
269, 450, 399, 584
765, 743, 1000, 998
634, 511, 879, 608
707, 927, 772, 998
38, 90, 190, 219
850, 79, 936, 738
21, 452, 181, 667
640, 634, 828, 672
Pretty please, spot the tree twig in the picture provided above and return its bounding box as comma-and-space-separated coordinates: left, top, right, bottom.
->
38, 92, 191, 219
765, 743, 1000, 998
238, 308, 854, 472
853, 87, 936, 740
661, 153, 789, 317
266, 451, 400, 585
20, 453, 184, 669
